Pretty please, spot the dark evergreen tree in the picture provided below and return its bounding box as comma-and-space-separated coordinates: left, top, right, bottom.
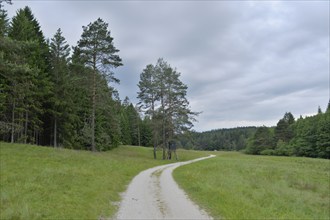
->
316, 111, 330, 158
246, 126, 274, 155
49, 28, 70, 147
275, 112, 295, 143
4, 6, 50, 145
0, 3, 9, 36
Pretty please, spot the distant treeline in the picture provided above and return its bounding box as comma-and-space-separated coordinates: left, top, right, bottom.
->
179, 104, 330, 159
245, 106, 330, 159
179, 127, 257, 151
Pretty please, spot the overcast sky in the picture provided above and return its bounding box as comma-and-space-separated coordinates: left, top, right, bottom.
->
5, 0, 330, 132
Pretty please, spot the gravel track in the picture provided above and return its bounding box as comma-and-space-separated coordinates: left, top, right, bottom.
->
115, 155, 215, 219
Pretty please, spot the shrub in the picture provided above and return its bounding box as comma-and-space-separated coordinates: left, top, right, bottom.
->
260, 149, 275, 156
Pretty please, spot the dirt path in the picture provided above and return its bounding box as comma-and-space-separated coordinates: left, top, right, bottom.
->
115, 155, 215, 219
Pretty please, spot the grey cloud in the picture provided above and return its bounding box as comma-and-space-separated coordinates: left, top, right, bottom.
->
5, 1, 329, 131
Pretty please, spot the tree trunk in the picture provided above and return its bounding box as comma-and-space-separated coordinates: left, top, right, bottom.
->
137, 122, 141, 146
91, 68, 96, 152
11, 99, 15, 143
162, 122, 166, 160
162, 112, 166, 160
152, 100, 156, 159
19, 112, 23, 142
54, 118, 57, 148
24, 110, 28, 144
153, 145, 157, 159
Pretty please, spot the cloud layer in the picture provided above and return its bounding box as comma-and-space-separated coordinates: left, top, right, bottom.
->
6, 1, 329, 131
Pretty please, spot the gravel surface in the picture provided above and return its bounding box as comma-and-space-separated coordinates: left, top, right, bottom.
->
115, 155, 215, 219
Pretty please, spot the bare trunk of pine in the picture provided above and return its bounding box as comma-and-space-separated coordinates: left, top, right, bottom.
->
54, 118, 57, 148
161, 93, 166, 160
24, 111, 28, 144
91, 66, 96, 152
151, 98, 157, 159
162, 114, 166, 160
33, 128, 36, 145
137, 122, 141, 146
11, 99, 15, 143
19, 112, 23, 142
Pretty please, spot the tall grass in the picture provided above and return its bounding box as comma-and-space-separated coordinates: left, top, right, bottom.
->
174, 152, 330, 219
0, 142, 208, 219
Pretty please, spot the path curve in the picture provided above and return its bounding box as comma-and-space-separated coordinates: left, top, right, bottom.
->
115, 155, 215, 219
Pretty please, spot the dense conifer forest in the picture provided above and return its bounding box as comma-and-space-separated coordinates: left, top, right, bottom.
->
0, 4, 197, 158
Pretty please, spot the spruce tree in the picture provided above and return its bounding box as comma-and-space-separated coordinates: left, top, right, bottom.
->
49, 28, 70, 147
3, 6, 50, 144
0, 3, 9, 36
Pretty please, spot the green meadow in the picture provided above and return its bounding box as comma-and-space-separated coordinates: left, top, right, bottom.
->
174, 151, 330, 219
0, 142, 207, 219
1, 143, 329, 219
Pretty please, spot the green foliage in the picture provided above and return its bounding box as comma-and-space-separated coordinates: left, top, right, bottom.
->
246, 126, 274, 155
274, 140, 294, 156
174, 152, 330, 219
291, 111, 330, 159
275, 112, 295, 143
246, 109, 329, 159
0, 6, 9, 36
76, 17, 122, 81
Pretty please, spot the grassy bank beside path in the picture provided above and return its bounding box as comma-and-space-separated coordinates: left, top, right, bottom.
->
0, 142, 208, 219
174, 151, 330, 219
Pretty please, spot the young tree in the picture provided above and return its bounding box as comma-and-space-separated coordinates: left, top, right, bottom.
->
76, 18, 122, 151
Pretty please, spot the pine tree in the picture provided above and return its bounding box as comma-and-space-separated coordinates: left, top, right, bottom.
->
138, 58, 198, 159
76, 18, 122, 151
138, 64, 158, 158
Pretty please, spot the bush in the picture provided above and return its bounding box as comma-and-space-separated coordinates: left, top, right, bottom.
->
260, 149, 275, 156
274, 140, 294, 156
